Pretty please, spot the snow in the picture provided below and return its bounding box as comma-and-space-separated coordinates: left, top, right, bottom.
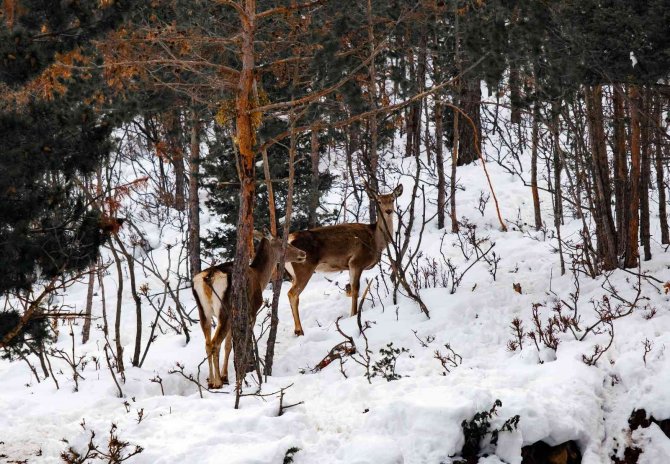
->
2, 136, 670, 463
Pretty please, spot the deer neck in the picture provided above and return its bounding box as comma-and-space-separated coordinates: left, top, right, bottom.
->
373, 209, 394, 252
250, 239, 277, 290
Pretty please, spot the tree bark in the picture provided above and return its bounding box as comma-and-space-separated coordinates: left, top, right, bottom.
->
531, 102, 542, 230
654, 91, 669, 244
450, 102, 459, 233
188, 108, 202, 277
551, 100, 565, 275
625, 85, 641, 269
264, 118, 297, 377
308, 130, 320, 228
108, 243, 125, 375
113, 235, 143, 367
366, 0, 379, 223
231, 0, 257, 408
82, 265, 95, 344
639, 89, 652, 261
457, 76, 482, 166
612, 85, 629, 255
435, 100, 446, 229
166, 112, 186, 211
584, 85, 618, 271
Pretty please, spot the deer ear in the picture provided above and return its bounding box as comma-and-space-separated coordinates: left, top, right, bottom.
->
393, 184, 403, 198
262, 227, 274, 240
252, 230, 264, 241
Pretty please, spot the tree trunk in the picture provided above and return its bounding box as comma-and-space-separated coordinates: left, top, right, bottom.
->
435, 100, 446, 229
405, 48, 416, 158
450, 102, 459, 233
654, 92, 669, 244
612, 85, 629, 255
639, 89, 651, 261
265, 118, 297, 377
551, 100, 565, 275
82, 265, 95, 344
531, 102, 542, 230
457, 76, 482, 166
113, 236, 143, 367
625, 85, 641, 269
166, 112, 186, 211
308, 130, 320, 228
188, 108, 202, 277
231, 0, 257, 408
262, 148, 278, 234
509, 5, 522, 126
584, 85, 618, 271
366, 0, 379, 223
108, 243, 125, 375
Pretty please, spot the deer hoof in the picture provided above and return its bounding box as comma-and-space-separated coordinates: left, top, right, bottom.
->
294, 328, 304, 336
222, 377, 229, 385
345, 284, 352, 297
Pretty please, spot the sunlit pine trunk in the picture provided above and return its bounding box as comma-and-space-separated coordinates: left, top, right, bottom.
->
231, 0, 257, 408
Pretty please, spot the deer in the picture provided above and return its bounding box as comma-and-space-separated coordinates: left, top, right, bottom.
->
192, 229, 307, 388
285, 184, 403, 336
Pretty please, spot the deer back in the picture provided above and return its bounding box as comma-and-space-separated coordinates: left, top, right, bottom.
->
289, 223, 379, 272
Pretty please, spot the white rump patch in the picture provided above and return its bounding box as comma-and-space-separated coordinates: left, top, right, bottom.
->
193, 271, 228, 324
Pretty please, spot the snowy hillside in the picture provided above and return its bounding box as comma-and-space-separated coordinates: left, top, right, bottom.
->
2, 150, 670, 464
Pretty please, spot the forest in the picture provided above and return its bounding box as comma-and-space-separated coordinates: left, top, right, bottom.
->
1, 0, 670, 463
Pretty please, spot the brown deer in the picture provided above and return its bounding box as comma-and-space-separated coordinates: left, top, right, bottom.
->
285, 184, 403, 335
192, 229, 307, 388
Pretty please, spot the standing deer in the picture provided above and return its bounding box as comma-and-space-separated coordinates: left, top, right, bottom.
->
192, 229, 306, 388
285, 184, 403, 335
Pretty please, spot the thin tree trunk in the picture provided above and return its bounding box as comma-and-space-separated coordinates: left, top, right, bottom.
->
108, 243, 125, 375
640, 89, 652, 261
435, 100, 446, 229
113, 236, 143, 367
654, 92, 669, 244
264, 117, 297, 377
509, 5, 521, 125
262, 148, 278, 234
366, 0, 379, 223
413, 32, 427, 162
551, 100, 565, 275
166, 112, 186, 211
625, 85, 641, 269
450, 104, 459, 233
531, 102, 542, 230
405, 48, 416, 158
82, 265, 95, 344
189, 108, 202, 277
308, 130, 320, 228
613, 85, 629, 255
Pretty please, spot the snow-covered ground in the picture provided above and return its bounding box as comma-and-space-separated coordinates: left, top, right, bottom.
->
2, 151, 670, 463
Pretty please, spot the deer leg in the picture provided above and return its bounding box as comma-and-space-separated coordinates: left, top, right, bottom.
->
199, 317, 216, 389
209, 321, 226, 389
221, 327, 232, 385
288, 262, 316, 336
348, 265, 363, 317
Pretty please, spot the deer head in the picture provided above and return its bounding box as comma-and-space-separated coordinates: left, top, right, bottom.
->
253, 228, 307, 265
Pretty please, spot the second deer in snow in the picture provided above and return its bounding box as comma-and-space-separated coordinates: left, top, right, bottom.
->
285, 184, 403, 335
